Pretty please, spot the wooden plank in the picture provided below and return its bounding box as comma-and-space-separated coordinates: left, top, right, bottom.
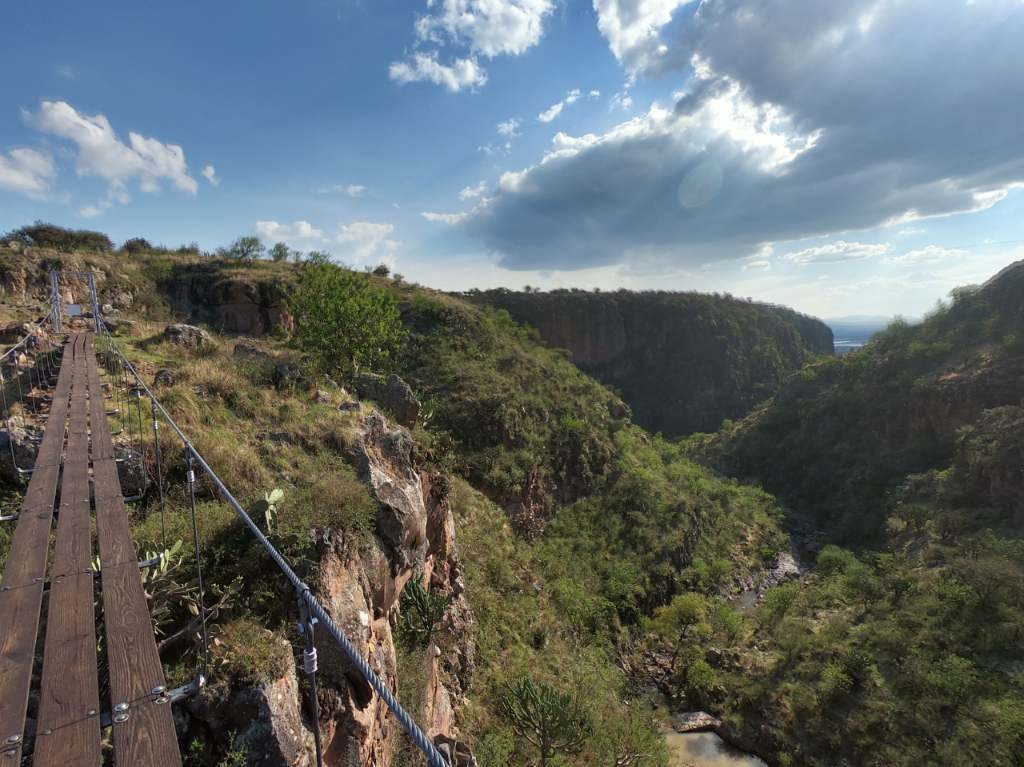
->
88, 333, 181, 767
34, 352, 102, 766
0, 336, 74, 762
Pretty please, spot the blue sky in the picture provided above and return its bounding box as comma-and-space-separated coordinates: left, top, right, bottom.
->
2, 0, 1023, 319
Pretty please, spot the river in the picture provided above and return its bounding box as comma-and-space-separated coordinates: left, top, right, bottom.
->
664, 730, 768, 767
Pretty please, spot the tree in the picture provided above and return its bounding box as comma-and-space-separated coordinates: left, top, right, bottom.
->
648, 592, 711, 669
123, 237, 153, 254
269, 242, 291, 262
500, 677, 591, 767
371, 263, 390, 277
227, 236, 265, 262
288, 262, 405, 372
305, 250, 331, 265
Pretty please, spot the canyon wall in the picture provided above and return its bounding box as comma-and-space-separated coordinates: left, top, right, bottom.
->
471, 289, 833, 436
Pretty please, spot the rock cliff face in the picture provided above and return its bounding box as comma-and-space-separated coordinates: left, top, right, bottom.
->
312, 412, 475, 765
160, 266, 294, 335
470, 290, 833, 436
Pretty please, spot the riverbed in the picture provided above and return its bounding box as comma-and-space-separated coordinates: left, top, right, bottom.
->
664, 730, 768, 767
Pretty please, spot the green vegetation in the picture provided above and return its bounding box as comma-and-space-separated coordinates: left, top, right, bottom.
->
499, 677, 591, 766
469, 287, 833, 436
5, 231, 1019, 766
398, 578, 453, 646
689, 267, 1024, 765
290, 262, 405, 372
2, 221, 114, 251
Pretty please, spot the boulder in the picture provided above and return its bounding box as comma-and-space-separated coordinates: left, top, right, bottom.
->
233, 342, 267, 359
352, 372, 420, 428
0, 321, 35, 344
110, 290, 134, 310
221, 640, 316, 767
163, 323, 211, 349
434, 734, 478, 767
104, 317, 137, 336
154, 369, 176, 387
0, 417, 41, 482
339, 401, 361, 413
315, 389, 333, 404
674, 711, 722, 733
274, 363, 311, 392
116, 449, 148, 498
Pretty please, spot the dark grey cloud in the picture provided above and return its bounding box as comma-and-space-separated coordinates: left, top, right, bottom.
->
467, 0, 1024, 271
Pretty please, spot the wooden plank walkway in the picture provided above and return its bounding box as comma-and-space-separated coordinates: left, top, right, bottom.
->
87, 334, 181, 767
34, 336, 101, 766
0, 334, 75, 763
0, 332, 181, 765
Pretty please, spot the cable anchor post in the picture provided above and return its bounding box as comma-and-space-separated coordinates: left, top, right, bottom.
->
296, 588, 325, 767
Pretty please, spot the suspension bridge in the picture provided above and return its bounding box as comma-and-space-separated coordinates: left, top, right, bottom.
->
0, 272, 451, 766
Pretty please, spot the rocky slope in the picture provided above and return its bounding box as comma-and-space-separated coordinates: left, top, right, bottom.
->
469, 289, 833, 436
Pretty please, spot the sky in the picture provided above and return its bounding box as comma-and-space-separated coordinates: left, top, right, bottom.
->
2, 0, 1023, 319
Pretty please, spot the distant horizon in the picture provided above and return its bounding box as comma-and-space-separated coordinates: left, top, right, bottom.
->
3, 0, 1023, 319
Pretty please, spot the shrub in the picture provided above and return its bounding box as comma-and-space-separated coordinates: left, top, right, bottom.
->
123, 237, 153, 254
226, 236, 265, 262
4, 221, 113, 251
499, 677, 591, 767
398, 578, 452, 646
269, 242, 291, 262
289, 262, 405, 372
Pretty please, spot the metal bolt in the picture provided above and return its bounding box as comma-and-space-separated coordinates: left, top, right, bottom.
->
151, 685, 165, 696
3, 736, 18, 745
114, 702, 129, 713
113, 712, 129, 724
87, 709, 97, 716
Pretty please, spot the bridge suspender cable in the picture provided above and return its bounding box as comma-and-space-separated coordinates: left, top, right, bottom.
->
60, 274, 450, 767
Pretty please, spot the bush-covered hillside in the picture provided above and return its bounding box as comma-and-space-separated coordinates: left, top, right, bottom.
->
470, 288, 833, 437
683, 261, 1024, 765
0, 231, 795, 765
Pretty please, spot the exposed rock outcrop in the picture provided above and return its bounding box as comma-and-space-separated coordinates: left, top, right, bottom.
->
164, 323, 212, 348
352, 373, 420, 429
309, 412, 474, 765
227, 643, 317, 766
163, 269, 294, 336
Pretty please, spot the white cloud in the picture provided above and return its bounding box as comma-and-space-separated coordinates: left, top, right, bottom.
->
459, 181, 487, 200
784, 241, 890, 265
335, 221, 399, 265
389, 53, 487, 92
497, 118, 521, 136
743, 259, 771, 271
392, 1, 552, 91
538, 102, 565, 123
465, 1, 1024, 274
609, 90, 634, 111
26, 100, 198, 196
79, 202, 108, 218
0, 147, 55, 197
415, 0, 553, 57
202, 164, 220, 187
593, 0, 696, 74
883, 245, 969, 266
255, 220, 325, 244
538, 89, 582, 123
422, 211, 471, 224
316, 183, 366, 197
